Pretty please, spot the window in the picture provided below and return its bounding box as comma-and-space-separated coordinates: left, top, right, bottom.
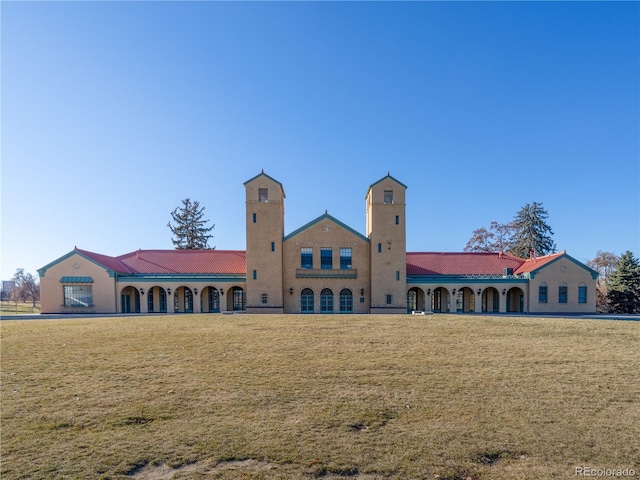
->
301, 247, 313, 269
340, 289, 353, 313
539, 284, 548, 303
395, 215, 399, 225
253, 213, 257, 223
378, 243, 382, 253
321, 248, 332, 269
258, 188, 268, 202
559, 283, 568, 304
384, 190, 393, 204
253, 270, 257, 280
148, 288, 155, 312
301, 288, 314, 313
578, 284, 587, 304
271, 242, 275, 252
385, 294, 393, 305
63, 285, 93, 307
320, 288, 333, 313
261, 293, 268, 304
340, 248, 352, 269
396, 271, 400, 281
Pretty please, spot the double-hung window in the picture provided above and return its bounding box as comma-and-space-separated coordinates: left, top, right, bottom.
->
538, 284, 548, 303
578, 284, 587, 304
559, 283, 568, 304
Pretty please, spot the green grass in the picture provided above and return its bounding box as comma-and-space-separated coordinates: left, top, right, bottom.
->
1, 314, 638, 479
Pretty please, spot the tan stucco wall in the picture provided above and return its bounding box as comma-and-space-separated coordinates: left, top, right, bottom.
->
527, 257, 596, 313
39, 252, 117, 314
283, 218, 370, 313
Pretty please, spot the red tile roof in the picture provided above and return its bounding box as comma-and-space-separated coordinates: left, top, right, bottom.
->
76, 248, 246, 275
513, 252, 565, 275
406, 252, 525, 275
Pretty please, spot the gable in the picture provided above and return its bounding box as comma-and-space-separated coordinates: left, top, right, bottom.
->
283, 213, 369, 243
516, 252, 598, 280
38, 248, 129, 278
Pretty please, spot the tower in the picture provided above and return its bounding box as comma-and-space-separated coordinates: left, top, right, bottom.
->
244, 171, 285, 313
366, 174, 407, 314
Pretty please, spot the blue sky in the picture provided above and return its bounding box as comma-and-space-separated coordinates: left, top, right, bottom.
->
1, 1, 638, 281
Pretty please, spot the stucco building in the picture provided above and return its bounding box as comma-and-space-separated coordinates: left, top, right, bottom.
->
39, 171, 598, 315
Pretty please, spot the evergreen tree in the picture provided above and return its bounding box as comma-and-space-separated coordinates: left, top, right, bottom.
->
509, 202, 556, 259
167, 198, 215, 250
607, 251, 640, 314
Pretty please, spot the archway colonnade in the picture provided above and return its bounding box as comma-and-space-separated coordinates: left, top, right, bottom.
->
118, 284, 246, 314
407, 285, 527, 313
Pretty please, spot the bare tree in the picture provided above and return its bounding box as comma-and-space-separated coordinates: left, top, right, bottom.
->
11, 269, 40, 308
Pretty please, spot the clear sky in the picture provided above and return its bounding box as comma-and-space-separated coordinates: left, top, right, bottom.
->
1, 1, 639, 281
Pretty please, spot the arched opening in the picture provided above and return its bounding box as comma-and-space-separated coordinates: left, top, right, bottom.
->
506, 287, 525, 312
456, 287, 475, 313
231, 287, 245, 311
301, 288, 314, 313
432, 287, 450, 313
320, 288, 334, 313
201, 287, 220, 313
339, 289, 353, 313
407, 287, 425, 313
481, 287, 499, 313
120, 286, 140, 314
173, 287, 194, 313
147, 286, 167, 313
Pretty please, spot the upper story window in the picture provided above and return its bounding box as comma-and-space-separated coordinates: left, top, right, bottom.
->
340, 248, 352, 270
321, 248, 332, 269
301, 247, 313, 269
384, 190, 393, 204
258, 188, 268, 202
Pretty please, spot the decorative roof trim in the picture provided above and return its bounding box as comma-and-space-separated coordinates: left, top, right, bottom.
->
243, 170, 286, 198
366, 173, 408, 197
283, 213, 369, 242
38, 249, 118, 278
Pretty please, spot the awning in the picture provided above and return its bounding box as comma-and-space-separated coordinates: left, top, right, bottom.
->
60, 276, 94, 283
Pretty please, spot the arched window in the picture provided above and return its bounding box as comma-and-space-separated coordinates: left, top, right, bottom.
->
301, 288, 314, 313
340, 289, 353, 313
320, 288, 333, 313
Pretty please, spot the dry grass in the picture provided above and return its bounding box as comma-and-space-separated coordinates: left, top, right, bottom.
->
1, 314, 638, 479
0, 301, 41, 315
